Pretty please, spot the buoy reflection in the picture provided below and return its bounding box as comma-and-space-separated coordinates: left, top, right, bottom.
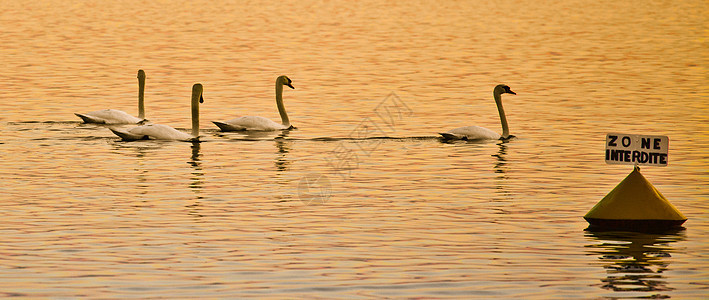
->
585, 229, 685, 296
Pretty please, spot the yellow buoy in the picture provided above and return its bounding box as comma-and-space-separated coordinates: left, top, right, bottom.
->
585, 166, 686, 231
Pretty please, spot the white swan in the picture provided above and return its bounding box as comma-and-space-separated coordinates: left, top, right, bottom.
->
213, 75, 295, 131
75, 70, 148, 124
110, 83, 204, 141
439, 84, 516, 141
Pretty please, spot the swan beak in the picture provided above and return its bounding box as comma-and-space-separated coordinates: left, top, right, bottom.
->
199, 94, 204, 103
286, 82, 295, 89
508, 90, 516, 95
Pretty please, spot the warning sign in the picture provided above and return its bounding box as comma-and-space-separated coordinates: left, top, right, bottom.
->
605, 133, 668, 166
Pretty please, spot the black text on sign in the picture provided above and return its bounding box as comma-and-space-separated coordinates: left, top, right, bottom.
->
605, 133, 668, 166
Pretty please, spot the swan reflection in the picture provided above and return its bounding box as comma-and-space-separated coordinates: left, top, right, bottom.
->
493, 140, 513, 204
493, 140, 509, 174
274, 131, 292, 172
188, 141, 204, 191
585, 229, 685, 296
187, 141, 205, 218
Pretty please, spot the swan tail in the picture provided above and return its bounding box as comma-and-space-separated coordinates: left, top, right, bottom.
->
439, 132, 464, 140
75, 113, 105, 124
212, 121, 243, 132
110, 128, 148, 141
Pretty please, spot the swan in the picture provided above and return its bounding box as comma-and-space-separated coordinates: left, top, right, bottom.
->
439, 84, 516, 141
110, 83, 204, 141
75, 70, 148, 124
213, 75, 295, 131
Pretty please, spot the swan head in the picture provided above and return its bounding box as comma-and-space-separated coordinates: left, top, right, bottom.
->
494, 84, 516, 95
137, 69, 146, 79
279, 75, 295, 89
192, 83, 204, 103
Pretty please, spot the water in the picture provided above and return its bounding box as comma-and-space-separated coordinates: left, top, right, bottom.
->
1, 0, 707, 298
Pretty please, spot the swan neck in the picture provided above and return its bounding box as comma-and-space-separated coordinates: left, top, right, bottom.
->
276, 80, 290, 127
138, 74, 146, 119
191, 88, 201, 137
494, 91, 509, 138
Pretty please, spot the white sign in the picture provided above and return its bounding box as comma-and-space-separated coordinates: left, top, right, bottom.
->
605, 133, 668, 166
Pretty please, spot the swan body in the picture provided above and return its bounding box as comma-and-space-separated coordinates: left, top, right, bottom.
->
440, 84, 516, 141
213, 75, 295, 131
111, 83, 204, 141
441, 126, 501, 140
110, 124, 196, 141
213, 116, 290, 131
76, 70, 147, 124
76, 109, 144, 124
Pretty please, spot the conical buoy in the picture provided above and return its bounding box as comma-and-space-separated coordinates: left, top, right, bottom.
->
585, 166, 686, 231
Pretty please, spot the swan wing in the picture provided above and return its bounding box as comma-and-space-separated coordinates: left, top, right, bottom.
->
212, 121, 244, 132
77, 109, 143, 124
214, 116, 287, 131
75, 113, 108, 124
441, 126, 501, 140
110, 127, 149, 141
439, 132, 462, 140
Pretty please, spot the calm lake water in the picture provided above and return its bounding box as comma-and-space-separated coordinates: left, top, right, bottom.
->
1, 0, 707, 298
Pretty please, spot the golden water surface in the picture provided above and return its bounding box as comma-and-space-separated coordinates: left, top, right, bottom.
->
0, 0, 707, 298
